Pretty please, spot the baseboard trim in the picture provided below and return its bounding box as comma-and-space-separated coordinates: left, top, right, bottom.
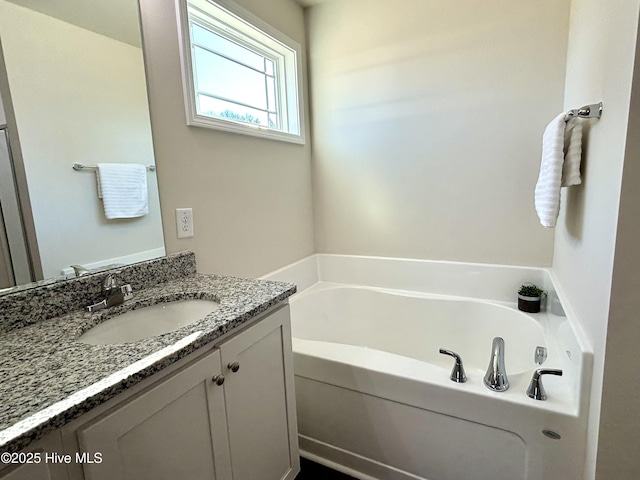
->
299, 435, 425, 480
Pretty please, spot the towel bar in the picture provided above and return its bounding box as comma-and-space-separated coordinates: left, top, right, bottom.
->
72, 163, 156, 172
565, 102, 603, 121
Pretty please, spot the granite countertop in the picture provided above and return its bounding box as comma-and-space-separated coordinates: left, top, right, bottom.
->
0, 269, 295, 453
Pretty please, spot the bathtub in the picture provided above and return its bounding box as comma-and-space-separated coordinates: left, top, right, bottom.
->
265, 255, 592, 480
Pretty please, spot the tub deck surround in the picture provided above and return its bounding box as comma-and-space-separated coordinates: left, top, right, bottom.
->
0, 252, 296, 454
293, 283, 581, 416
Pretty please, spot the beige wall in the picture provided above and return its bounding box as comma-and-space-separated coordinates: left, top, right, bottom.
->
138, 0, 315, 279
0, 2, 164, 278
551, 1, 640, 478
307, 0, 570, 266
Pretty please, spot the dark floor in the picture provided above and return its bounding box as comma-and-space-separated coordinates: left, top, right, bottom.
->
295, 458, 356, 479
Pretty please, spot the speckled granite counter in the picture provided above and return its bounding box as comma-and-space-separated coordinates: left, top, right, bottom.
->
0, 252, 295, 453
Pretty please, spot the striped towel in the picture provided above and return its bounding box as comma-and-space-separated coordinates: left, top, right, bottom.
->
96, 163, 148, 219
534, 114, 583, 228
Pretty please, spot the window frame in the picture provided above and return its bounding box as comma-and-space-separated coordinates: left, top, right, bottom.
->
175, 0, 306, 145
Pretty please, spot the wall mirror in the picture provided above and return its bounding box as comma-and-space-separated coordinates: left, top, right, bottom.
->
0, 0, 165, 293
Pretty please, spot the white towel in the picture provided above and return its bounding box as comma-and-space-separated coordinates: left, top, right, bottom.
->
96, 163, 149, 219
534, 114, 583, 228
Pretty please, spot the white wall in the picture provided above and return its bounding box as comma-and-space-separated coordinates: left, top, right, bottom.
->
596, 47, 640, 476
307, 0, 570, 266
0, 2, 165, 278
138, 0, 315, 279
0, 92, 5, 124
551, 1, 640, 478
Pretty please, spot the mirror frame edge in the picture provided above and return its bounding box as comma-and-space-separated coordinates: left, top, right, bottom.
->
0, 37, 42, 283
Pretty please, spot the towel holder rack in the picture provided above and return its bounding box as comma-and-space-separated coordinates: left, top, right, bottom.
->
565, 102, 603, 121
72, 163, 156, 172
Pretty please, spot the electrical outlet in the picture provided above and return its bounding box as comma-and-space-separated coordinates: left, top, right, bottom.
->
176, 208, 194, 238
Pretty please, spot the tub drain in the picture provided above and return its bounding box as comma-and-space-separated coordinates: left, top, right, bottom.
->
542, 429, 561, 440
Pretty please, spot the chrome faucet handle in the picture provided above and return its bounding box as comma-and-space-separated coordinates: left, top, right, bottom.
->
87, 271, 133, 311
439, 349, 467, 383
102, 273, 120, 296
71, 265, 90, 277
526, 368, 563, 401
102, 270, 129, 295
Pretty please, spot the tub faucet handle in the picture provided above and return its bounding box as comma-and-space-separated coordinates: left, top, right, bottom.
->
439, 349, 467, 383
526, 368, 563, 401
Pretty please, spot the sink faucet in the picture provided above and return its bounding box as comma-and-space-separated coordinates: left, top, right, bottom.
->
483, 337, 509, 392
87, 272, 133, 312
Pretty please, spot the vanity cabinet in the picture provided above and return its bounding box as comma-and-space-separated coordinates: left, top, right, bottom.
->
77, 304, 298, 480
1, 304, 298, 480
0, 432, 69, 480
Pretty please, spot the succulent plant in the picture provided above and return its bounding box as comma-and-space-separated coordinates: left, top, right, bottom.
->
518, 283, 546, 298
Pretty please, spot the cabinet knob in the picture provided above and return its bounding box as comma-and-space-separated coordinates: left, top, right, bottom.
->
228, 361, 240, 373
212, 374, 225, 386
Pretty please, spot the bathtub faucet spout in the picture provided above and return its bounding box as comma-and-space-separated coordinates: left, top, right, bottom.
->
483, 337, 509, 392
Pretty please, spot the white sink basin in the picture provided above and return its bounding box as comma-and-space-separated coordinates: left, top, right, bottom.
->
78, 299, 219, 345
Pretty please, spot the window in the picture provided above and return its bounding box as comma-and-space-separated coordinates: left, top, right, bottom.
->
176, 0, 305, 144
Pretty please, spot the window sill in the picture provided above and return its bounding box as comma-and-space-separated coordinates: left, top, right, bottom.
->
188, 114, 306, 145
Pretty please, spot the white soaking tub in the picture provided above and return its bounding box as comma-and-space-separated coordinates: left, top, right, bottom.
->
264, 255, 592, 480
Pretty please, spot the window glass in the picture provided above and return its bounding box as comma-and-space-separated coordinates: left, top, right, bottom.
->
265, 58, 275, 76
193, 46, 269, 111
192, 23, 265, 71
197, 95, 269, 126
266, 76, 276, 111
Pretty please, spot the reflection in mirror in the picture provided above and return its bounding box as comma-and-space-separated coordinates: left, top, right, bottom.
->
0, 0, 165, 293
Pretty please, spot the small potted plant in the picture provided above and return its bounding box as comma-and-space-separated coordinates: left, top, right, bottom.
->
518, 283, 546, 313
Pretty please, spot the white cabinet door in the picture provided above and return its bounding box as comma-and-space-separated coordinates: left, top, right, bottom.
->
218, 305, 299, 480
0, 432, 69, 480
76, 349, 232, 480
0, 462, 56, 480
